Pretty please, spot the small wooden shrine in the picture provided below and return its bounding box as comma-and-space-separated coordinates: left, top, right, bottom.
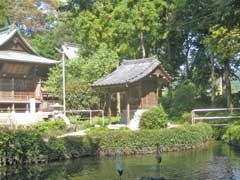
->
92, 57, 173, 124
0, 24, 58, 111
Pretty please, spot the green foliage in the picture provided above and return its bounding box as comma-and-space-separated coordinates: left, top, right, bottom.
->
0, 123, 212, 167
161, 81, 201, 117
30, 32, 57, 59
45, 45, 119, 110
33, 119, 66, 133
91, 122, 212, 154
80, 44, 119, 82
204, 26, 240, 62
69, 0, 172, 58
0, 0, 8, 27
140, 106, 168, 129
0, 128, 46, 166
172, 81, 198, 112
212, 127, 227, 140
7, 0, 59, 35
32, 119, 67, 137
223, 125, 240, 146
181, 112, 192, 123
46, 138, 67, 161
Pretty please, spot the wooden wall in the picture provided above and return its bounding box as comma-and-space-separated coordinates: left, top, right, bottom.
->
0, 77, 40, 100
120, 79, 158, 111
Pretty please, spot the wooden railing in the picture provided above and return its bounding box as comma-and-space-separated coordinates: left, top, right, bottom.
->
0, 95, 31, 101
192, 108, 240, 125
0, 94, 40, 101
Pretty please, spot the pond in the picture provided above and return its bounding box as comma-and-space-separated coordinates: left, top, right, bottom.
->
1, 142, 240, 180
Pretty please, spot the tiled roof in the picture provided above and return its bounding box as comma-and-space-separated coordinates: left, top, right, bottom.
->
0, 24, 58, 65
0, 51, 59, 64
92, 57, 172, 87
0, 24, 38, 55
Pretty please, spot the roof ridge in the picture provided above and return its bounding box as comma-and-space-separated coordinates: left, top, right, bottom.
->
122, 56, 159, 65
126, 60, 159, 83
63, 42, 78, 47
0, 24, 16, 35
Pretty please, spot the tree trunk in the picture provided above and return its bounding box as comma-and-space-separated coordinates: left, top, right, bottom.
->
140, 32, 145, 58
222, 61, 232, 108
210, 55, 216, 106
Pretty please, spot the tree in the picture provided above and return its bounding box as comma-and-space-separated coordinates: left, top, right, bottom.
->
45, 45, 119, 109
58, 0, 174, 60
7, 0, 60, 35
0, 0, 9, 27
30, 32, 57, 59
204, 26, 240, 107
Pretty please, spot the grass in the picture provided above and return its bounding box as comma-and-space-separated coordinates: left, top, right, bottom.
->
29, 116, 122, 137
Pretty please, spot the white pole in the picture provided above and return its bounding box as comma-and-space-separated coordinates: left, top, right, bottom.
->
62, 51, 66, 116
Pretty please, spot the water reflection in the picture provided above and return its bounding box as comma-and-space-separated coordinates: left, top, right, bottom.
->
1, 142, 240, 180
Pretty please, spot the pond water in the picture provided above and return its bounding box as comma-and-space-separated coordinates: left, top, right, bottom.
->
1, 142, 240, 180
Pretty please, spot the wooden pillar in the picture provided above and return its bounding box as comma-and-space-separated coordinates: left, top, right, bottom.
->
138, 83, 142, 109
11, 77, 14, 97
107, 93, 112, 125
116, 92, 121, 116
12, 103, 15, 111
11, 78, 15, 110
126, 89, 130, 124
168, 81, 172, 100
157, 81, 163, 105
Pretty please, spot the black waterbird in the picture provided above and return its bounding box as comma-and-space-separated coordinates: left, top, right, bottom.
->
156, 144, 162, 164
116, 153, 123, 178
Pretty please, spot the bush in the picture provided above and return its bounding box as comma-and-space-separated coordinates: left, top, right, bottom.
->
33, 119, 66, 132
223, 125, 240, 147
161, 81, 203, 117
0, 128, 47, 166
140, 106, 168, 129
181, 112, 192, 123
172, 81, 198, 113
32, 119, 67, 136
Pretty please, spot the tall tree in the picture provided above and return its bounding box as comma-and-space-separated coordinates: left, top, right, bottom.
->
0, 0, 9, 27
204, 26, 240, 107
7, 0, 60, 35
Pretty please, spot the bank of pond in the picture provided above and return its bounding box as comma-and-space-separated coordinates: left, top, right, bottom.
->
0, 122, 212, 166
1, 122, 240, 179
0, 122, 240, 166
1, 141, 240, 179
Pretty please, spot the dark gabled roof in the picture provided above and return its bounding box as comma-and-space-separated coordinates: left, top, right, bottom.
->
92, 57, 172, 88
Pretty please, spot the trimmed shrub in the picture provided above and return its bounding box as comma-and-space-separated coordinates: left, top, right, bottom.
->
140, 106, 168, 129
90, 122, 212, 155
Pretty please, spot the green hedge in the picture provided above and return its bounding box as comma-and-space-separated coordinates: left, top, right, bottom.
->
0, 122, 212, 166
92, 122, 212, 155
